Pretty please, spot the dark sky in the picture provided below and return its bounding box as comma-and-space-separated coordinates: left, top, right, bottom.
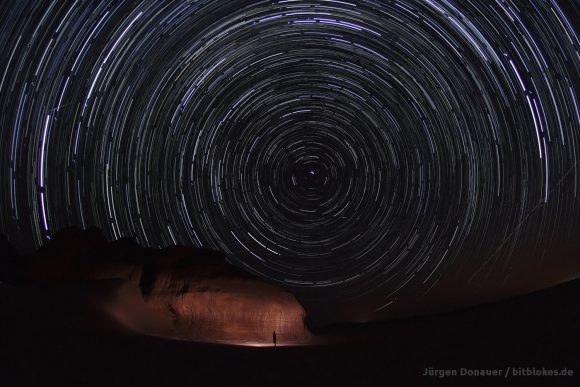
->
0, 0, 578, 322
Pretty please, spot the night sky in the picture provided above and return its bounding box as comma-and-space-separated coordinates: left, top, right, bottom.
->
0, 0, 578, 320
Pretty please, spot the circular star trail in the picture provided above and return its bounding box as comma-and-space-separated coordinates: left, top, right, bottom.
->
0, 0, 578, 314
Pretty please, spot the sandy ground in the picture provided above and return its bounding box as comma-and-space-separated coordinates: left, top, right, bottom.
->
0, 279, 578, 387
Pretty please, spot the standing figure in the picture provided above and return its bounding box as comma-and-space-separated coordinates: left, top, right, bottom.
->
273, 331, 277, 347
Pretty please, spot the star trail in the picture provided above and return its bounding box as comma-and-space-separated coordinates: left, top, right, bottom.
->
0, 0, 578, 317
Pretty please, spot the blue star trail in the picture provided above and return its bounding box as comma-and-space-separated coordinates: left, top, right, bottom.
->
0, 0, 578, 317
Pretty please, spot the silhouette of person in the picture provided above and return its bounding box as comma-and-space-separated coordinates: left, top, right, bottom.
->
273, 331, 277, 347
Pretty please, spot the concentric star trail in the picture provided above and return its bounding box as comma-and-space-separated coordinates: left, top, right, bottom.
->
0, 0, 578, 317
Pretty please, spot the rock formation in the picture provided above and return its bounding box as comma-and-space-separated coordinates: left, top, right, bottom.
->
0, 228, 321, 346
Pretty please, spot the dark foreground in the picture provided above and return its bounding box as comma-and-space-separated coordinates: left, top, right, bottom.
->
1, 279, 579, 387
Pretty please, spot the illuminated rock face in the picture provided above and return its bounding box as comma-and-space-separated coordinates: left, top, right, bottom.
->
141, 276, 314, 345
